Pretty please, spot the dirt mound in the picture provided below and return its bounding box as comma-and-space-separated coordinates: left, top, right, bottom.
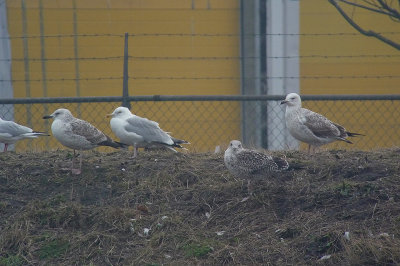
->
1, 148, 400, 265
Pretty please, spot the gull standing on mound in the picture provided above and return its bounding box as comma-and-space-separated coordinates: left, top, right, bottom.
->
224, 140, 289, 194
107, 106, 189, 157
281, 93, 363, 153
0, 117, 49, 152
43, 108, 125, 174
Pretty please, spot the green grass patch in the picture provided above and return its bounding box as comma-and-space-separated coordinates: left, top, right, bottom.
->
37, 239, 69, 259
0, 255, 26, 266
184, 243, 213, 258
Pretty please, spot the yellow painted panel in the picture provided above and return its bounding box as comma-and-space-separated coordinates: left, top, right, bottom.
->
300, 0, 400, 150
7, 0, 240, 152
8, 0, 239, 10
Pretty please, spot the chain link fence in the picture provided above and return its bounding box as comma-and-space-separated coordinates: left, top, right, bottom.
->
1, 95, 400, 153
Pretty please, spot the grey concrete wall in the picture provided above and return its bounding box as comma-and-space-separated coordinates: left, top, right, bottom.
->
240, 0, 299, 150
0, 1, 14, 151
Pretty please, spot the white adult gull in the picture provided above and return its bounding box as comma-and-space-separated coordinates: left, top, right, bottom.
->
281, 93, 363, 153
0, 117, 49, 152
43, 108, 125, 174
224, 140, 289, 194
107, 106, 189, 157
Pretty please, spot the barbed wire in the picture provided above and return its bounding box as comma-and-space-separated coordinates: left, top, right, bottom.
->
0, 33, 125, 39
129, 54, 400, 60
3, 75, 399, 83
0, 54, 398, 62
0, 77, 123, 82
0, 56, 124, 62
129, 32, 400, 37
2, 31, 400, 40
129, 75, 400, 80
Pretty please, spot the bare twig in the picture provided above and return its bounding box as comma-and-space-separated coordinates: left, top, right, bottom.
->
328, 0, 400, 50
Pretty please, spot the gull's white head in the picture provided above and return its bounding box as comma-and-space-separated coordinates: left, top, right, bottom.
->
43, 108, 74, 121
108, 106, 133, 119
227, 140, 243, 153
281, 93, 302, 108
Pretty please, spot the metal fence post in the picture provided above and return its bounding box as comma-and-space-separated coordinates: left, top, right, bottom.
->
122, 32, 131, 109
72, 0, 81, 117
21, 0, 32, 149
39, 0, 50, 149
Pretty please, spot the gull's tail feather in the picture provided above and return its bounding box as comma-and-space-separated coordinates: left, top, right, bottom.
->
339, 137, 353, 144
273, 155, 289, 171
160, 137, 190, 149
22, 131, 50, 138
99, 137, 127, 149
171, 137, 190, 145
347, 131, 365, 137
153, 137, 189, 151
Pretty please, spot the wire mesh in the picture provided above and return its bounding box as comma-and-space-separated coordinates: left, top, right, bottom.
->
1, 97, 399, 153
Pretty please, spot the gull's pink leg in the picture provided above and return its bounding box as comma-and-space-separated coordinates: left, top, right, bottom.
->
3, 143, 8, 152
71, 150, 82, 175
132, 145, 138, 158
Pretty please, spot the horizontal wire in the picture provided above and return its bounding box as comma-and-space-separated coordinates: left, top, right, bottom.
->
2, 75, 399, 82
129, 32, 400, 37
2, 32, 400, 39
1, 33, 125, 39
0, 54, 398, 62
129, 54, 400, 60
129, 75, 400, 80
0, 77, 123, 82
0, 56, 124, 61
2, 94, 400, 104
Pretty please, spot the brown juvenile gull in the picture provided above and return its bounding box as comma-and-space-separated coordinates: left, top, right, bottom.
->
224, 140, 289, 194
107, 106, 189, 158
281, 93, 363, 153
43, 108, 125, 174
0, 117, 49, 152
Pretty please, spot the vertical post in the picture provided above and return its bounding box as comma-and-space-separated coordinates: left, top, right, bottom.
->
72, 0, 81, 116
21, 0, 32, 149
122, 32, 131, 109
0, 0, 14, 151
239, 0, 246, 144
266, 0, 299, 150
39, 0, 49, 149
240, 0, 263, 147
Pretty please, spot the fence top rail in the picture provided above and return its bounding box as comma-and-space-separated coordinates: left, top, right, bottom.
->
1, 94, 400, 104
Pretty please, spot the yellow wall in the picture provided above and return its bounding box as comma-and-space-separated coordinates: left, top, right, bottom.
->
6, 0, 241, 152
300, 0, 400, 149
6, 0, 400, 152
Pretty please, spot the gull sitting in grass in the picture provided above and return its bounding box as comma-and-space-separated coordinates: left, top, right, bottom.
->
43, 108, 125, 174
0, 117, 49, 152
107, 106, 189, 158
224, 140, 289, 195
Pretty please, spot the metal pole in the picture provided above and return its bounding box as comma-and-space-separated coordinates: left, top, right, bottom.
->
122, 32, 131, 109
239, 0, 246, 144
72, 0, 81, 116
39, 0, 50, 149
21, 0, 32, 149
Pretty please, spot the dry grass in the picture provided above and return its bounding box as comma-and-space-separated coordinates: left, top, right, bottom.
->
1, 148, 400, 265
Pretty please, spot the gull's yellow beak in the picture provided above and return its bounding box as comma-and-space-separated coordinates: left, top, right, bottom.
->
105, 113, 113, 118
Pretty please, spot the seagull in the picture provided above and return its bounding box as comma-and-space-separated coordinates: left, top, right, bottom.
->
224, 140, 289, 194
281, 93, 363, 153
43, 108, 125, 174
0, 117, 49, 152
107, 106, 189, 157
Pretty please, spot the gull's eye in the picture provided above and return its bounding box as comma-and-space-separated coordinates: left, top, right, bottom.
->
230, 143, 233, 146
